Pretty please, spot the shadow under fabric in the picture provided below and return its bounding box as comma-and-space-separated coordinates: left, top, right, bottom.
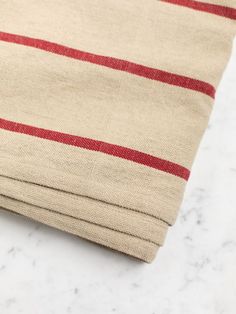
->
0, 0, 235, 262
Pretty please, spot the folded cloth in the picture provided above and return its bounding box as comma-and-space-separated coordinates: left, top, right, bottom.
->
0, 0, 235, 262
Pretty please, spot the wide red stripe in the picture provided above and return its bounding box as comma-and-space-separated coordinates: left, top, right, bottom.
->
0, 31, 215, 98
161, 0, 236, 20
0, 118, 190, 180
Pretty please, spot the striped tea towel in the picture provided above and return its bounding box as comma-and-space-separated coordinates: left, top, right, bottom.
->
0, 0, 235, 262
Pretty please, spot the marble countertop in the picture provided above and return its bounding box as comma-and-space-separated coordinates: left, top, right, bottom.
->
0, 39, 236, 314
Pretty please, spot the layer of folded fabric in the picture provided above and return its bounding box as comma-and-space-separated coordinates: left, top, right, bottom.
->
0, 0, 235, 262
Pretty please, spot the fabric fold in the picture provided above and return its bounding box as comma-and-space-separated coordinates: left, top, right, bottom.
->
0, 0, 235, 262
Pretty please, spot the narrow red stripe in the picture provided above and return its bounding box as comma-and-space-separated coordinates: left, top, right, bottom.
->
0, 31, 215, 98
161, 0, 236, 20
0, 118, 190, 180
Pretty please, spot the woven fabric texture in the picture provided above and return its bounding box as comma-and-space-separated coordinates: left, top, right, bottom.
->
0, 0, 235, 262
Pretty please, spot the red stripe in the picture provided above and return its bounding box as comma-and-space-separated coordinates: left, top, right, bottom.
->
161, 0, 236, 20
0, 118, 190, 180
0, 31, 215, 98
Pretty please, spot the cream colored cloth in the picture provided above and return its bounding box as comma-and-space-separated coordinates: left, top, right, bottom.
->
0, 0, 235, 262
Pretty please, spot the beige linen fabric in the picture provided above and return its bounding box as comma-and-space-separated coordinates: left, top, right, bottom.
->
0, 0, 235, 262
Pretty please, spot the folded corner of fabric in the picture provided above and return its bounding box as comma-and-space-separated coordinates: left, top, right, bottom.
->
0, 0, 235, 263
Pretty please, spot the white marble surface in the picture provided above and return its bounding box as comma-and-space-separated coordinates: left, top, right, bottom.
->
0, 39, 236, 314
